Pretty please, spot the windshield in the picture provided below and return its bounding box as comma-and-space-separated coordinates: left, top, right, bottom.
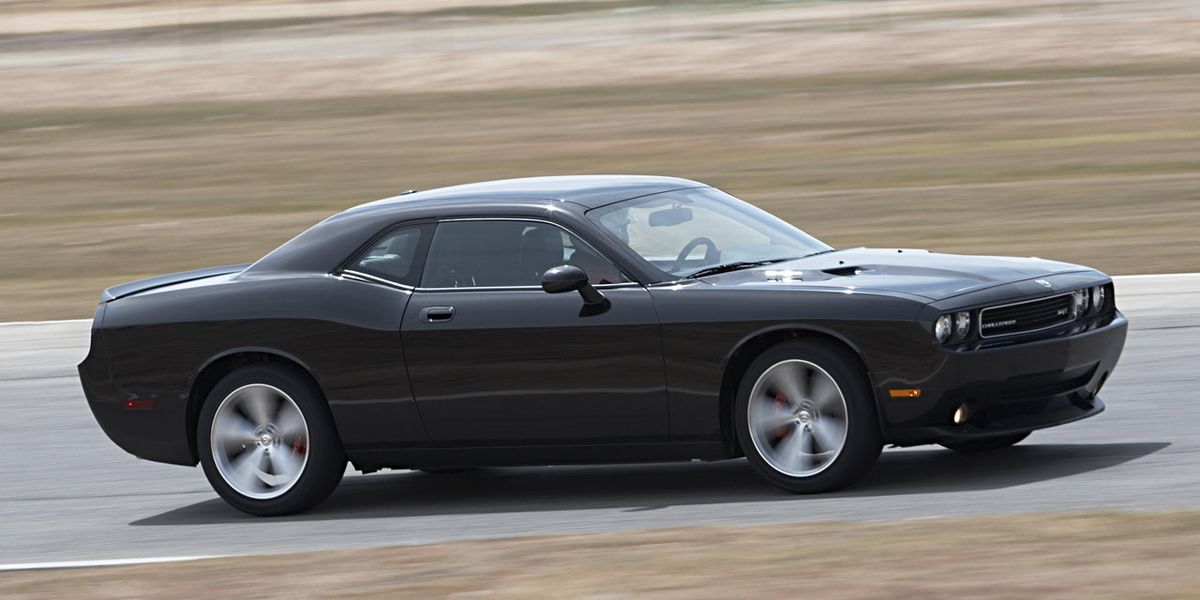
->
587, 187, 831, 279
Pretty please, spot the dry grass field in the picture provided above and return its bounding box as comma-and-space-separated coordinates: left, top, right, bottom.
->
4, 510, 1200, 599
1, 0, 1199, 320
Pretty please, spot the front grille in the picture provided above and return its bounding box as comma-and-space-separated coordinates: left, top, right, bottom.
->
979, 294, 1074, 338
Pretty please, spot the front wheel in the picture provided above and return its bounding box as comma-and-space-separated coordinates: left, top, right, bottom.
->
198, 365, 346, 516
735, 340, 882, 494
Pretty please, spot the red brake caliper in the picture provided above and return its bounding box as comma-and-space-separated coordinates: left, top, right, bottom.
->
774, 394, 792, 440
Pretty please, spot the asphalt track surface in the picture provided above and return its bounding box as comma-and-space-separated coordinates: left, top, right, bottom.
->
1, 274, 1197, 566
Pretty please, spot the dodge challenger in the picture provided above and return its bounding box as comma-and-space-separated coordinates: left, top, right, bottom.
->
79, 176, 1127, 515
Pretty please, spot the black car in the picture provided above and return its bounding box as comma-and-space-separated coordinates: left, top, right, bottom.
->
79, 175, 1127, 516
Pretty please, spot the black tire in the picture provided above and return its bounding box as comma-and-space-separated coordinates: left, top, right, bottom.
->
939, 431, 1030, 453
735, 339, 882, 494
198, 365, 346, 516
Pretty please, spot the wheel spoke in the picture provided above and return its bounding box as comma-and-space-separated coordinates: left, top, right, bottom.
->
751, 401, 796, 434
239, 386, 277, 427
775, 427, 813, 473
265, 449, 305, 486
810, 376, 842, 414
773, 427, 803, 468
227, 446, 267, 493
809, 419, 845, 454
771, 363, 810, 405
274, 402, 307, 441
217, 413, 260, 452
797, 429, 814, 472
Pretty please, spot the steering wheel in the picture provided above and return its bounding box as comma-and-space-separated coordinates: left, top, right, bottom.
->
671, 236, 719, 273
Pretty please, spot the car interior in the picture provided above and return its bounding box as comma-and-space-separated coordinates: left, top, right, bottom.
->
352, 220, 627, 288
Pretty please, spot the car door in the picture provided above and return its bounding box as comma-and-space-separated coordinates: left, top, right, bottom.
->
401, 218, 668, 444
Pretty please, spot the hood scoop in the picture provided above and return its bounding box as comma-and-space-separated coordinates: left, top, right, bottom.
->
762, 267, 809, 282
762, 264, 877, 283
822, 265, 872, 277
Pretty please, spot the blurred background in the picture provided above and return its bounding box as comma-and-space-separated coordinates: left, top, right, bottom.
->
1, 0, 1198, 321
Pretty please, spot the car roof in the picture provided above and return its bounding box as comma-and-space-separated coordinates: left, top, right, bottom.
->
248, 175, 708, 276
344, 175, 704, 213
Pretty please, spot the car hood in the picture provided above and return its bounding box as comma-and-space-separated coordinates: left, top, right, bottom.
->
700, 248, 1090, 301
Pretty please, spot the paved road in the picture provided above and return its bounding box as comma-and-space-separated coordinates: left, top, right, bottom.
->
1, 274, 1197, 565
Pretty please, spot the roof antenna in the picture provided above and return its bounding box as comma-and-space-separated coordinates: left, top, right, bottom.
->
399, 189, 418, 195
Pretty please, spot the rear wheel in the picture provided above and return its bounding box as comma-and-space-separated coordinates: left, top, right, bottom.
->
940, 432, 1030, 452
735, 340, 882, 493
198, 365, 346, 516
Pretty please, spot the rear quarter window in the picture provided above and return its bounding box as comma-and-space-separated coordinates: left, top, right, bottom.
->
348, 226, 425, 286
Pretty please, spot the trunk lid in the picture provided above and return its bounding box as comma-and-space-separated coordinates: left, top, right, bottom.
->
100, 264, 250, 302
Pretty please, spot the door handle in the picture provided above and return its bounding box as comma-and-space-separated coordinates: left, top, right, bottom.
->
420, 306, 455, 323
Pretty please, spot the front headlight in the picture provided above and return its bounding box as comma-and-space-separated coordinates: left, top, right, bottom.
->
954, 311, 971, 339
1091, 285, 1105, 312
934, 314, 952, 343
1073, 289, 1090, 315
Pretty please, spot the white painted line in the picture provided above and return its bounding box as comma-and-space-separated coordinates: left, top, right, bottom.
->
0, 555, 221, 572
1112, 272, 1200, 280
0, 318, 92, 328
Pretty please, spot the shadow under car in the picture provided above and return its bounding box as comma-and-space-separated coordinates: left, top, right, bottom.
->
132, 441, 1169, 526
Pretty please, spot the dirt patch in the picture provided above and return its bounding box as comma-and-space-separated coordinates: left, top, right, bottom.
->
3, 510, 1200, 599
1, 0, 1198, 320
2, 1, 1199, 110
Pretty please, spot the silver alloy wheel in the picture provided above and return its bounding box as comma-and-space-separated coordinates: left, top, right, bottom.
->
747, 359, 849, 478
211, 383, 310, 500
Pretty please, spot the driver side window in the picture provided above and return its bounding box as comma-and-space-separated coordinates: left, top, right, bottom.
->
420, 220, 628, 289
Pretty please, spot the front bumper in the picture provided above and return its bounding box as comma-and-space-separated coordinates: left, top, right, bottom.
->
881, 310, 1127, 446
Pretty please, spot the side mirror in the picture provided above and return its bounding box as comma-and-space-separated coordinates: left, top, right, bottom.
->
542, 265, 606, 306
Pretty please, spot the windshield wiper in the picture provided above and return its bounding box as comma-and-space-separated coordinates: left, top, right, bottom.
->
685, 258, 795, 279
798, 248, 839, 259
